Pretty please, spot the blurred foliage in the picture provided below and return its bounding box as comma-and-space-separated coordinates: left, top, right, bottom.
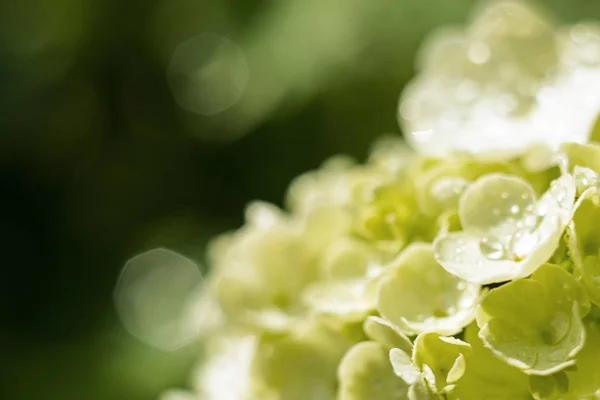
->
0, 0, 599, 399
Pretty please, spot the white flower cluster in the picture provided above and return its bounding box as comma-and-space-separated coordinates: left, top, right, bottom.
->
399, 0, 600, 160
159, 1, 600, 399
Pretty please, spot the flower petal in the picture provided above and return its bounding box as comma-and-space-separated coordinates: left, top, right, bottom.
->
377, 243, 480, 335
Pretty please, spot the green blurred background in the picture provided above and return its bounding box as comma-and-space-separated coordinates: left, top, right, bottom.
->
1, 0, 598, 399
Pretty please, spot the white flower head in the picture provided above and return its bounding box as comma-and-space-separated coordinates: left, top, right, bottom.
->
433, 173, 576, 284
399, 0, 600, 158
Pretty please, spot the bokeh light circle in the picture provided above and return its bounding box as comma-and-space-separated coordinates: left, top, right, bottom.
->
114, 248, 204, 351
167, 33, 249, 116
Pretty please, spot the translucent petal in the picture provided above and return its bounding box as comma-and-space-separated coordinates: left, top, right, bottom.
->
579, 256, 600, 307
458, 174, 536, 232
479, 305, 585, 375
573, 166, 600, 195
434, 232, 523, 284
434, 174, 575, 284
529, 263, 589, 317
449, 323, 530, 400
476, 265, 587, 375
319, 237, 378, 279
529, 372, 569, 400
476, 279, 550, 328
567, 188, 600, 258
376, 243, 480, 335
539, 174, 577, 225
252, 322, 352, 400
338, 341, 409, 400
416, 159, 515, 217
407, 377, 439, 400
412, 332, 471, 393
561, 142, 600, 176
363, 316, 413, 354
390, 348, 421, 386
302, 279, 374, 318
565, 321, 600, 398
446, 354, 467, 385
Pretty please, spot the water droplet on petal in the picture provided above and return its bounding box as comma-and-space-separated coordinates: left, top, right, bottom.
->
574, 166, 600, 194
479, 236, 507, 260
536, 202, 549, 216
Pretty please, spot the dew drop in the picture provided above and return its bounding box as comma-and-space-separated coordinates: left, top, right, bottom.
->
510, 204, 520, 215
549, 181, 569, 207
574, 166, 600, 194
536, 202, 550, 217
479, 236, 506, 260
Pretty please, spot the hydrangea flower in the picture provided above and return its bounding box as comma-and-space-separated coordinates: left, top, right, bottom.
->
376, 243, 481, 335
399, 0, 600, 159
476, 264, 589, 375
433, 173, 576, 284
146, 2, 600, 400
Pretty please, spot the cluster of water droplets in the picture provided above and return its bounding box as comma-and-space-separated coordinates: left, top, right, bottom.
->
477, 205, 541, 263
574, 166, 600, 195
477, 180, 572, 262
399, 0, 600, 158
